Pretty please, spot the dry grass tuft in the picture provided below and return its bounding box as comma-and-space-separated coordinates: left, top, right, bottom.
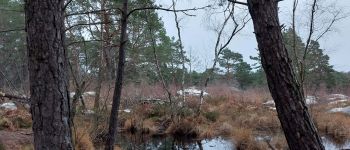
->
166, 117, 199, 138
141, 119, 158, 134
231, 128, 267, 150
218, 122, 233, 136
197, 124, 217, 139
74, 128, 94, 150
123, 118, 138, 133
313, 111, 350, 143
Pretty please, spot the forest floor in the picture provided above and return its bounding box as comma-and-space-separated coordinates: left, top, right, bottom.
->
1, 85, 350, 149
0, 129, 32, 150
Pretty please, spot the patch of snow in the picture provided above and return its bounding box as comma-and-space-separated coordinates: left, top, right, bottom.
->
177, 87, 208, 96
83, 109, 95, 115
329, 99, 348, 105
263, 95, 317, 106
327, 94, 348, 101
255, 135, 272, 142
263, 100, 275, 106
122, 109, 131, 113
0, 102, 17, 110
328, 106, 350, 115
119, 109, 131, 113
322, 136, 350, 149
230, 87, 241, 92
267, 106, 276, 110
70, 91, 96, 98
69, 92, 76, 98
306, 96, 317, 105
83, 91, 96, 97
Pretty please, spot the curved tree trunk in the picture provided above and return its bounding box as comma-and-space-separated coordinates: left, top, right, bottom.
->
25, 0, 74, 149
246, 0, 324, 149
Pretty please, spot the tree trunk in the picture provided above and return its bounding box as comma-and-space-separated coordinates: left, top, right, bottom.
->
246, 0, 324, 149
25, 0, 74, 149
105, 0, 128, 149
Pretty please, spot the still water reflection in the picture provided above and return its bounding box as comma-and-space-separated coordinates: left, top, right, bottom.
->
115, 134, 350, 150
116, 134, 234, 150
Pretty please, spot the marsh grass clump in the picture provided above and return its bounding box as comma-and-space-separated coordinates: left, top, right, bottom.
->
204, 111, 220, 122
166, 117, 200, 138
74, 127, 95, 150
231, 128, 267, 150
141, 119, 158, 134
206, 96, 228, 106
313, 111, 350, 143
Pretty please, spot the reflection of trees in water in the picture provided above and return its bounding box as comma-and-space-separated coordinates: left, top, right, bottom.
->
117, 133, 204, 150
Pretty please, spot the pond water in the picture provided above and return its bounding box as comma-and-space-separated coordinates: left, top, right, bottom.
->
115, 134, 350, 150
322, 137, 350, 150
116, 134, 233, 150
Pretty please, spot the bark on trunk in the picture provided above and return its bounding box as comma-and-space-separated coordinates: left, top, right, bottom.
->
25, 0, 73, 149
246, 0, 324, 149
105, 0, 128, 149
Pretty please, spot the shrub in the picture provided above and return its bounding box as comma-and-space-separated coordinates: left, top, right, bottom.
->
148, 104, 169, 118
12, 117, 31, 128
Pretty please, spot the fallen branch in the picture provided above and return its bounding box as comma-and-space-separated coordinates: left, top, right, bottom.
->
0, 91, 29, 103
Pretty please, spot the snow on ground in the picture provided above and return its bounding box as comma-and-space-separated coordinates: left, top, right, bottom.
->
328, 106, 350, 115
69, 91, 96, 98
263, 95, 318, 107
177, 87, 208, 96
327, 94, 349, 101
329, 99, 349, 105
306, 96, 317, 105
0, 102, 17, 110
83, 91, 96, 97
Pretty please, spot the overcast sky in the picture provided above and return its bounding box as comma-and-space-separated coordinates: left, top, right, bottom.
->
155, 0, 350, 72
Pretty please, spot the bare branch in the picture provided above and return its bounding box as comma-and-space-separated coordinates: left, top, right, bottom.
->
198, 3, 249, 112
63, 0, 73, 11
227, 0, 248, 6
65, 8, 122, 17
127, 5, 211, 18
172, 0, 186, 103
314, 11, 347, 42
147, 18, 173, 105
0, 8, 23, 12
0, 91, 29, 103
300, 0, 317, 85
64, 21, 114, 32
0, 28, 25, 33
